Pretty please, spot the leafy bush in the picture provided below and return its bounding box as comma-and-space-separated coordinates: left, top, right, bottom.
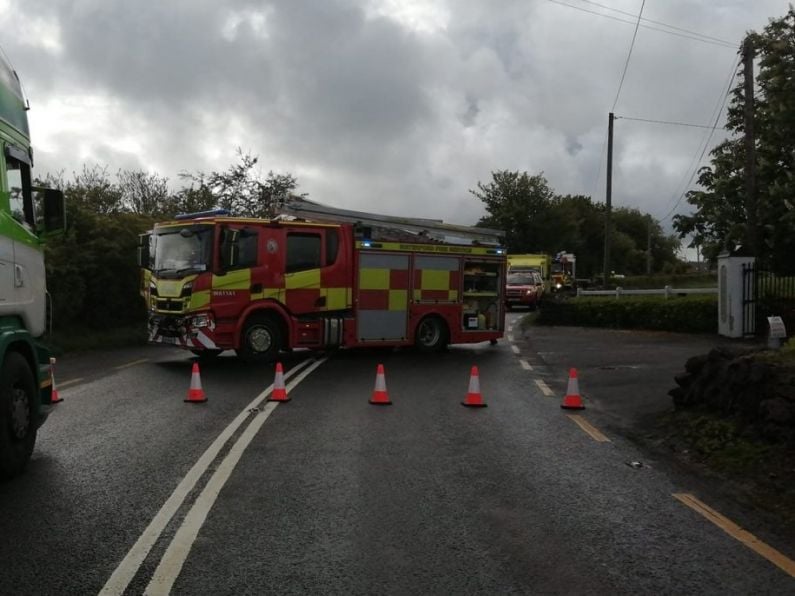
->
45, 207, 154, 331
536, 294, 717, 333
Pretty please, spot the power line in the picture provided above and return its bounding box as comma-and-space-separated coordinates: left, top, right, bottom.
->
574, 0, 735, 46
542, 0, 736, 49
657, 57, 741, 223
611, 0, 646, 112
615, 115, 729, 130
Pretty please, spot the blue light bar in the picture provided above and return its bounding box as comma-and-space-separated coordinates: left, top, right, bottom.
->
175, 208, 231, 220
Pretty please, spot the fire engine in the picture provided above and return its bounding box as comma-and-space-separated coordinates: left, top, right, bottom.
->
139, 198, 507, 361
551, 251, 576, 292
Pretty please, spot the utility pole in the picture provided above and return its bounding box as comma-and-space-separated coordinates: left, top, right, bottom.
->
603, 112, 614, 286
743, 36, 757, 258
646, 216, 652, 275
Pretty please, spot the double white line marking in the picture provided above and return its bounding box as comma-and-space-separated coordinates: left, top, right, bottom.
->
100, 357, 326, 596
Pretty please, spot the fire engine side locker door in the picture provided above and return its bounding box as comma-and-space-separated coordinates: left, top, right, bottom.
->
356, 252, 409, 341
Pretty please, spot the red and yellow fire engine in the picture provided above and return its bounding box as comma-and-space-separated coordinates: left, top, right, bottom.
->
139, 200, 507, 361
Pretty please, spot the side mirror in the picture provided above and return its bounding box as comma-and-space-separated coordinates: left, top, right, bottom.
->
220, 228, 240, 269
137, 233, 152, 269
41, 188, 66, 233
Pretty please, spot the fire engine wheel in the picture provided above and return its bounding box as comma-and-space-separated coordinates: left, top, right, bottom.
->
237, 315, 281, 363
415, 316, 449, 352
0, 352, 37, 480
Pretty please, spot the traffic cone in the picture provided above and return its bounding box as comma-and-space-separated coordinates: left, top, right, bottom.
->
50, 357, 62, 404
369, 364, 392, 405
461, 365, 487, 408
560, 368, 585, 410
268, 362, 290, 402
184, 362, 207, 403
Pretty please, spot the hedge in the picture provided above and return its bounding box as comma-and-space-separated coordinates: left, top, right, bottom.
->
606, 273, 716, 289
535, 294, 718, 333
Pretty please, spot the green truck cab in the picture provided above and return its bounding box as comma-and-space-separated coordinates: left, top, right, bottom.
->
0, 49, 65, 478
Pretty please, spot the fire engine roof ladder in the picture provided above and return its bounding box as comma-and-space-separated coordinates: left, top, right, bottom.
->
280, 196, 505, 246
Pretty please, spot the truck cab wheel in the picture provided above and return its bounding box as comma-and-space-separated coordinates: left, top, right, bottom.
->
415, 316, 449, 352
236, 315, 281, 363
0, 352, 37, 479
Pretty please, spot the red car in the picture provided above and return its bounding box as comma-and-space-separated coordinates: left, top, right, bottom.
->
505, 270, 545, 310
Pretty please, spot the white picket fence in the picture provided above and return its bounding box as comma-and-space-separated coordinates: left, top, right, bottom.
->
577, 286, 717, 299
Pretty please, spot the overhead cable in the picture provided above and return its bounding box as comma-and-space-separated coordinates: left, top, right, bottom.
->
543, 0, 736, 49
657, 57, 741, 223
611, 0, 646, 112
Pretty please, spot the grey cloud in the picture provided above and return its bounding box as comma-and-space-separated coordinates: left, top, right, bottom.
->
4, 0, 791, 230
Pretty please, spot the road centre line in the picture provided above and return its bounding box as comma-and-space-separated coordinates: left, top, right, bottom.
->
511, 345, 520, 355
534, 379, 553, 396
673, 493, 795, 578
507, 334, 515, 342
98, 357, 317, 596
58, 378, 83, 389
114, 358, 150, 370
519, 359, 533, 371
145, 357, 327, 595
567, 415, 611, 442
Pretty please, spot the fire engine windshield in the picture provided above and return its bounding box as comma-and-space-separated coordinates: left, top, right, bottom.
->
153, 225, 213, 278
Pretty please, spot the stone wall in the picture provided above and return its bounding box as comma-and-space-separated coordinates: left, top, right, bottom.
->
669, 346, 795, 442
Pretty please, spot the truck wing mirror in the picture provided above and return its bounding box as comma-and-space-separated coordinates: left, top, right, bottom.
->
137, 233, 152, 269
220, 228, 240, 269
34, 188, 66, 234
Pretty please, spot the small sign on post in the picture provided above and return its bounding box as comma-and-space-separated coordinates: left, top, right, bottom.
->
767, 316, 787, 349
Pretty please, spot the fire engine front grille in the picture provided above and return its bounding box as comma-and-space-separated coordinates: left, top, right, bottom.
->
156, 299, 185, 312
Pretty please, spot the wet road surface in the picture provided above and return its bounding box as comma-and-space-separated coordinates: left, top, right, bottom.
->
1, 317, 793, 594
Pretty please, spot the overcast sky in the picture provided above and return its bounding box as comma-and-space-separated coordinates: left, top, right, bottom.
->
1, 0, 789, 232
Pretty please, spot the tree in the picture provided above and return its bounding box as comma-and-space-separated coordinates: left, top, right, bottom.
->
674, 8, 795, 273
118, 169, 170, 216
471, 170, 680, 277
181, 149, 301, 218
471, 170, 557, 251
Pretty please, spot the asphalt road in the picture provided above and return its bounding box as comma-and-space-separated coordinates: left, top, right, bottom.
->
0, 316, 793, 595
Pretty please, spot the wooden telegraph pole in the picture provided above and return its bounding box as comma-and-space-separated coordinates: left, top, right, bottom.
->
603, 112, 614, 286
743, 36, 757, 258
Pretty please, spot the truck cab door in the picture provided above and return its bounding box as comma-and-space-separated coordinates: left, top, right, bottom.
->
2, 146, 46, 336
283, 227, 348, 315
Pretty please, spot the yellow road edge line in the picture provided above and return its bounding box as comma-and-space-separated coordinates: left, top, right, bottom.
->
567, 414, 611, 443
58, 378, 84, 389
534, 379, 553, 397
673, 493, 795, 578
114, 358, 150, 370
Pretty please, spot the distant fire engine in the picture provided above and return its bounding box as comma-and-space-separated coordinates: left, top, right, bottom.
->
139, 199, 507, 361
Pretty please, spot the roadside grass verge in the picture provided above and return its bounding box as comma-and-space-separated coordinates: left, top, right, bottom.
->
653, 409, 795, 530
533, 294, 717, 334
45, 325, 149, 356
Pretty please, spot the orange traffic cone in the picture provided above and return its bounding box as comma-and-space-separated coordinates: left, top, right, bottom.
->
50, 357, 62, 404
268, 362, 290, 402
461, 365, 487, 408
560, 368, 585, 410
369, 364, 392, 405
184, 362, 207, 403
